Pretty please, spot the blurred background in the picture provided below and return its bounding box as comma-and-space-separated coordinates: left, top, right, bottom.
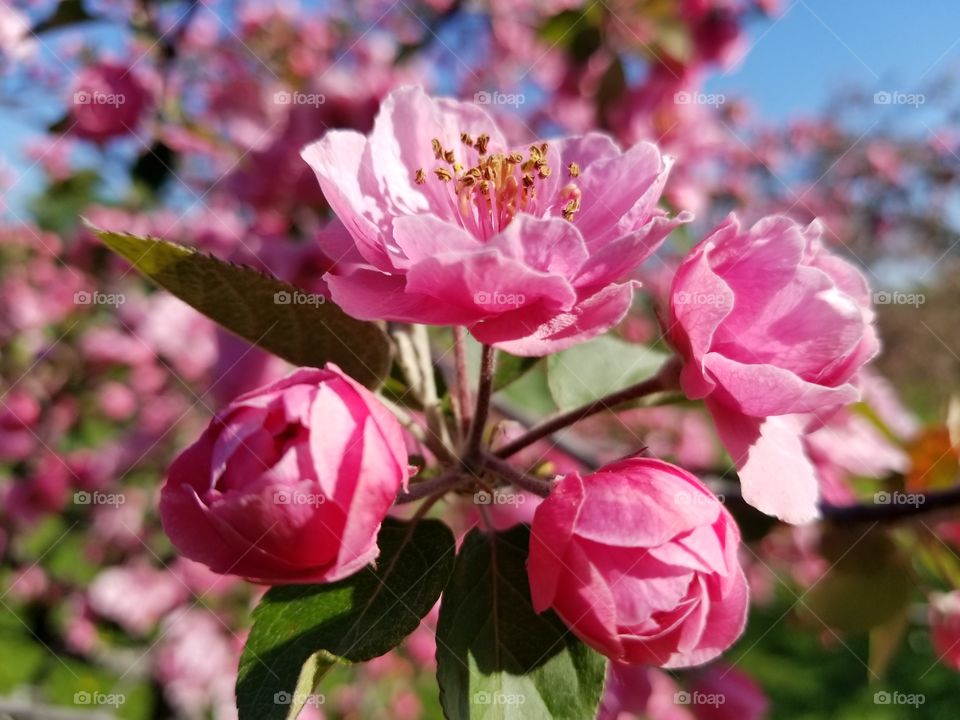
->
1, 1, 959, 718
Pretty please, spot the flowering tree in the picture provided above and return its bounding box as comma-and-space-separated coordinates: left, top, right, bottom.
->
1, 1, 959, 719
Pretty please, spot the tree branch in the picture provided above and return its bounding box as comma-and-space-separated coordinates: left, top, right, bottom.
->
495, 356, 682, 459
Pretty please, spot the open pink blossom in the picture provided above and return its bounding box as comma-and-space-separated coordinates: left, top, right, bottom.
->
302, 86, 687, 356
160, 365, 408, 585
527, 457, 748, 667
668, 214, 878, 524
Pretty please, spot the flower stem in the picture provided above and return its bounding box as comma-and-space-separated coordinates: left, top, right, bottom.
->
495, 355, 683, 459
396, 469, 468, 504
481, 453, 553, 498
453, 326, 471, 440
464, 344, 496, 462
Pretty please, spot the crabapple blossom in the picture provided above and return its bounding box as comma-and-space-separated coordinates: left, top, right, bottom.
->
668, 214, 878, 523
159, 365, 409, 584
527, 457, 748, 667
302, 86, 687, 355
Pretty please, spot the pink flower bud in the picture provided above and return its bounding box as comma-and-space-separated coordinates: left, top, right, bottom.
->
160, 365, 408, 584
528, 457, 747, 667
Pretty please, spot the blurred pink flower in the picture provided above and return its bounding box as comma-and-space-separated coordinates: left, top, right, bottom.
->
806, 408, 909, 504
599, 663, 694, 719
69, 62, 153, 142
155, 610, 240, 720
929, 591, 960, 671
687, 664, 769, 720
88, 563, 189, 635
528, 457, 747, 667
0, 391, 40, 462
302, 86, 687, 355
98, 380, 138, 421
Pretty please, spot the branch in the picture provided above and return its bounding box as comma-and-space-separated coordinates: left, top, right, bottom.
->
395, 469, 468, 504
481, 453, 553, 498
820, 485, 960, 523
495, 356, 682, 459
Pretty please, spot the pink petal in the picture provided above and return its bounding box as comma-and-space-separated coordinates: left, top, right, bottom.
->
709, 401, 820, 524
470, 281, 635, 356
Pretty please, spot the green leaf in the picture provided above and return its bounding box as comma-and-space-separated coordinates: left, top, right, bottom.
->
868, 609, 908, 681
237, 518, 455, 720
436, 525, 606, 720
546, 335, 668, 411
494, 354, 540, 392
0, 627, 47, 692
499, 364, 558, 421
91, 228, 391, 388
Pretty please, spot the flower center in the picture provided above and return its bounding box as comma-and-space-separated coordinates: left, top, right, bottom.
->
415, 133, 581, 239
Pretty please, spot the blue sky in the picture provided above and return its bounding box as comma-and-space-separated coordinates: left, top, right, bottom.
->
2, 1, 959, 218
706, 0, 960, 120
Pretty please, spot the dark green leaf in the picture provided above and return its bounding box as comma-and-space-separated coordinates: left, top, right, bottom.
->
436, 525, 606, 719
237, 518, 455, 720
91, 228, 391, 387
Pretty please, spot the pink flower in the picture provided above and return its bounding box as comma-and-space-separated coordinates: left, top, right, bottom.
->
155, 610, 240, 719
302, 86, 686, 356
88, 563, 188, 635
599, 663, 694, 719
668, 214, 878, 523
527, 457, 748, 667
929, 591, 960, 671
687, 664, 769, 720
159, 365, 408, 584
69, 62, 152, 142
